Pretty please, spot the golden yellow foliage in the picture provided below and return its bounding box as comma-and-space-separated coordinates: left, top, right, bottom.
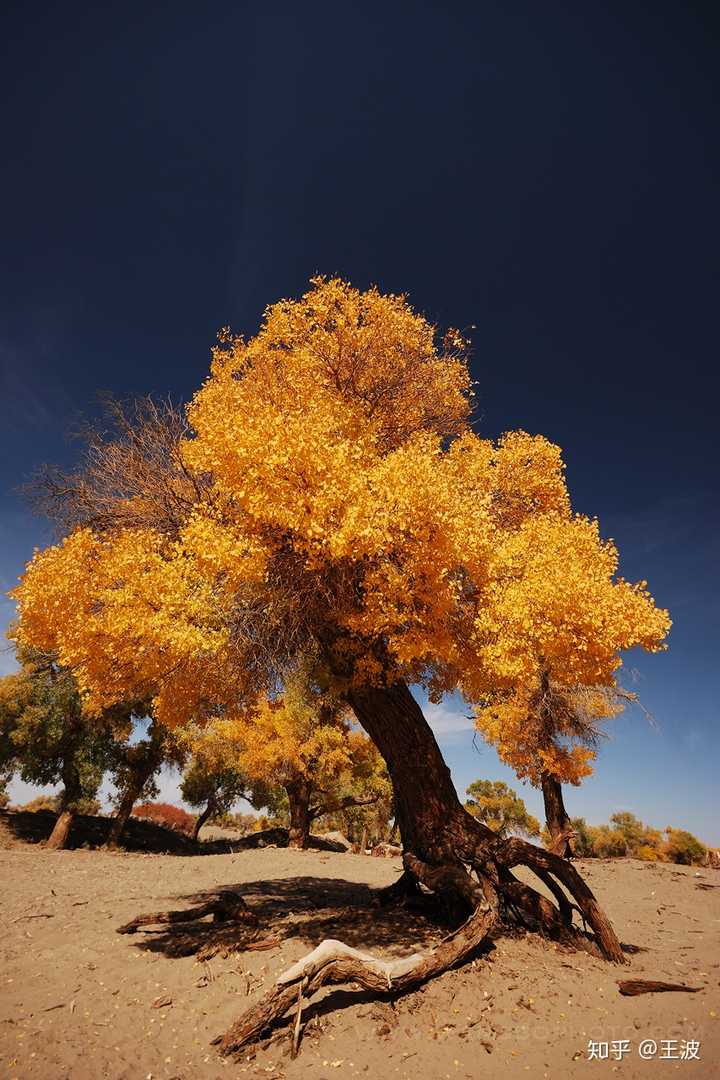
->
471, 514, 670, 785
11, 277, 670, 764
181, 687, 386, 809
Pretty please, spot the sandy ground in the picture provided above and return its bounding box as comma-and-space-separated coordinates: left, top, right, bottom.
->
0, 845, 718, 1080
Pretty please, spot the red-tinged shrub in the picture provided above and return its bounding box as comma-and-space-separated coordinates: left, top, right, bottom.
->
132, 801, 195, 835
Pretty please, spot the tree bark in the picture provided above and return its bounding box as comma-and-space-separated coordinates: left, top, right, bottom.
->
347, 681, 492, 861
541, 771, 574, 857
46, 758, 82, 850
192, 794, 217, 842
286, 778, 313, 849
46, 810, 75, 850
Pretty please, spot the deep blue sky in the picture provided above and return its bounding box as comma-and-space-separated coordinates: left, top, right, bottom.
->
1, 3, 718, 841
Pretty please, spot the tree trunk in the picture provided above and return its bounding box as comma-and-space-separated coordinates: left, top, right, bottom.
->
347, 680, 624, 961
359, 826, 368, 854
46, 809, 75, 850
46, 759, 82, 850
106, 754, 162, 848
192, 795, 217, 842
347, 681, 488, 862
541, 771, 573, 858
285, 778, 313, 849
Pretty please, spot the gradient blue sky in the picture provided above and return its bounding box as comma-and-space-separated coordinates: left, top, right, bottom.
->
1, 2, 718, 841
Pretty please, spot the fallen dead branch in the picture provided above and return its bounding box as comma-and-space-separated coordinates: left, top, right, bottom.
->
617, 979, 703, 996
117, 890, 256, 935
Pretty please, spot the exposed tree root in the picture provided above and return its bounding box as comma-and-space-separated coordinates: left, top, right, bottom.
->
217, 897, 496, 1057
493, 837, 625, 962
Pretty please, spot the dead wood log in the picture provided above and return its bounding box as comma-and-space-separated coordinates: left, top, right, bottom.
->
617, 979, 703, 996
117, 891, 257, 935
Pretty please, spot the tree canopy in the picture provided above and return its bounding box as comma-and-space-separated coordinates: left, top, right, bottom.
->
0, 644, 129, 803
12, 278, 670, 747
464, 779, 540, 838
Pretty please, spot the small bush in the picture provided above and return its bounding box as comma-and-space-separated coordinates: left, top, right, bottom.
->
210, 811, 259, 835
663, 828, 707, 867
132, 802, 195, 834
18, 794, 102, 815
20, 794, 59, 812
635, 843, 664, 862
587, 825, 627, 858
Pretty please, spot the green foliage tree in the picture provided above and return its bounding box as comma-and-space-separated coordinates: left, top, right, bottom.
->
0, 644, 132, 848
180, 754, 250, 841
568, 817, 595, 857
106, 719, 184, 847
609, 812, 646, 852
464, 780, 541, 838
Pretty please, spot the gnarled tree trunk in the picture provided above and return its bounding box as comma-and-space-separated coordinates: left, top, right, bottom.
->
285, 777, 313, 849
347, 681, 623, 960
213, 680, 625, 1057
541, 771, 574, 857
347, 681, 486, 862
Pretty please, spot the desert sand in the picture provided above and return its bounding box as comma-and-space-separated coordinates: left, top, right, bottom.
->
1, 835, 717, 1079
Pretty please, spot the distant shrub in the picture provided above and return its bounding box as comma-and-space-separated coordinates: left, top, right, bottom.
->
0, 789, 9, 810
663, 828, 707, 867
569, 817, 595, 857
132, 802, 195, 834
587, 825, 627, 858
21, 794, 59, 812
635, 843, 663, 862
210, 811, 259, 835
560, 813, 706, 865
73, 797, 102, 816
18, 793, 101, 815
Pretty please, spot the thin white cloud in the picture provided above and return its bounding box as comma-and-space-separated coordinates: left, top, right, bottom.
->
425, 701, 475, 737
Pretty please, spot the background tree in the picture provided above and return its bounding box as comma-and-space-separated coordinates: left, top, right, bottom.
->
471, 511, 669, 855
106, 718, 184, 847
13, 278, 672, 1034
180, 739, 250, 841
663, 828, 706, 866
568, 817, 595, 858
0, 644, 132, 848
186, 686, 390, 849
464, 779, 540, 838
314, 747, 393, 849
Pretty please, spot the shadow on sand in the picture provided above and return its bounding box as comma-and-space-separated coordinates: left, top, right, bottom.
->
122, 874, 452, 959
